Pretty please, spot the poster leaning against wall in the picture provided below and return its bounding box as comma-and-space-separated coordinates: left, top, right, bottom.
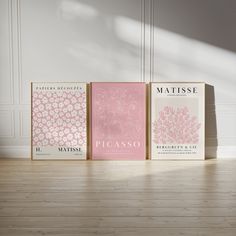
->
150, 82, 205, 160
31, 82, 87, 160
91, 82, 146, 160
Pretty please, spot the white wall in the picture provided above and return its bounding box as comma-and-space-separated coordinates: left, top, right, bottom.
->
0, 0, 235, 158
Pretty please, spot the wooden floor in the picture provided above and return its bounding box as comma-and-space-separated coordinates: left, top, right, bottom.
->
0, 159, 236, 236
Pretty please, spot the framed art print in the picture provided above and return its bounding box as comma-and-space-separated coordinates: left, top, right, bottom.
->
91, 82, 146, 160
150, 82, 205, 160
31, 82, 87, 160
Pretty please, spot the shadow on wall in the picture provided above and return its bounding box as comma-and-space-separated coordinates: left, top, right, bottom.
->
67, 0, 236, 51
205, 84, 217, 159
157, 0, 236, 53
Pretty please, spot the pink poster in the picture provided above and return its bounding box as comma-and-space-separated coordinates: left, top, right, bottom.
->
91, 82, 146, 160
31, 82, 87, 160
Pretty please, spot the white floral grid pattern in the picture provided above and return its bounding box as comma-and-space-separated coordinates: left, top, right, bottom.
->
32, 90, 86, 147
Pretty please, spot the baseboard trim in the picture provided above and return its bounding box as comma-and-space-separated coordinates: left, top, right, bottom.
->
0, 146, 236, 159
206, 146, 236, 159
0, 146, 30, 158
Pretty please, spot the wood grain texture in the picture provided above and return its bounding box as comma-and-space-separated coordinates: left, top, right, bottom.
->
0, 159, 236, 236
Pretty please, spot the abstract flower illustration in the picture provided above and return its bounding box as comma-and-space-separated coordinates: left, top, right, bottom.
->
153, 106, 201, 144
33, 90, 86, 147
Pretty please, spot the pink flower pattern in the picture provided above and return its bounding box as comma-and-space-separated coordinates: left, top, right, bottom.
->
153, 106, 201, 144
32, 90, 86, 147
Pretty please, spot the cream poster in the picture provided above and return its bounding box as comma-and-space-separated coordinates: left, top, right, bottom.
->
150, 83, 205, 160
31, 82, 87, 160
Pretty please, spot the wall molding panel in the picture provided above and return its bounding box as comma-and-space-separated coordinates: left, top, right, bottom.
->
11, 0, 22, 105
16, 0, 24, 105
0, 0, 14, 105
7, 0, 14, 105
0, 110, 15, 138
19, 110, 30, 138
140, 0, 155, 83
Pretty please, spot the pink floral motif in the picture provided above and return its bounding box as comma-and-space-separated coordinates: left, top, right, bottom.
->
153, 106, 201, 144
32, 90, 86, 147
